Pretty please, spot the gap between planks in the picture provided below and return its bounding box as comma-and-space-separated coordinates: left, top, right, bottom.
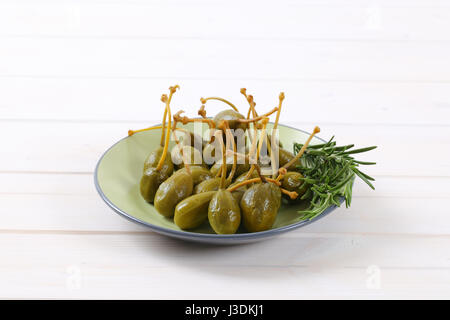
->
0, 229, 449, 239
5, 35, 450, 43
3, 74, 450, 83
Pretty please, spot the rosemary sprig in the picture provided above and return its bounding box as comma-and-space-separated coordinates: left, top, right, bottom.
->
293, 136, 376, 221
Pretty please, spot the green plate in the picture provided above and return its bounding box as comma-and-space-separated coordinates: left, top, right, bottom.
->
94, 123, 339, 244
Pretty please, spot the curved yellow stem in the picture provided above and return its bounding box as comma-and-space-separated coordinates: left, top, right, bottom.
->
222, 122, 237, 184
128, 125, 162, 136
245, 118, 269, 182
281, 188, 298, 200
276, 168, 287, 182
200, 97, 239, 112
226, 177, 280, 193
156, 85, 179, 171
253, 164, 267, 183
269, 92, 285, 178
174, 111, 216, 129
282, 126, 320, 170
216, 130, 227, 189
160, 94, 169, 146
272, 92, 285, 131
240, 89, 258, 119
256, 118, 269, 161
128, 126, 191, 137
238, 107, 278, 124
244, 164, 256, 181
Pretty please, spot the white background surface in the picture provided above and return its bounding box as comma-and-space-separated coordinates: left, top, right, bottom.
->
1, 0, 449, 299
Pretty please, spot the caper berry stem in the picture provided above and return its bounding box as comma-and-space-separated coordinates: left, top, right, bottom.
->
220, 121, 238, 184
173, 111, 216, 129
156, 85, 179, 171
238, 107, 278, 124
160, 86, 179, 146
240, 89, 277, 178
198, 105, 207, 118
253, 163, 267, 183
128, 126, 189, 137
226, 178, 260, 192
160, 94, 169, 146
281, 188, 299, 200
270, 92, 285, 178
226, 178, 281, 193
200, 97, 240, 113
240, 89, 265, 159
196, 105, 217, 143
128, 125, 162, 137
251, 117, 269, 164
245, 117, 270, 178
217, 130, 227, 189
256, 118, 271, 159
244, 165, 256, 180
272, 92, 285, 132
276, 168, 287, 182
240, 89, 258, 119
242, 92, 260, 153
282, 126, 320, 170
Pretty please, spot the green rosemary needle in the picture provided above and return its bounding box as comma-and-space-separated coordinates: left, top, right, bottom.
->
293, 136, 377, 221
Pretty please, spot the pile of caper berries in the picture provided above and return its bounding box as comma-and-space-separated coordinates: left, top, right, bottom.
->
128, 86, 319, 234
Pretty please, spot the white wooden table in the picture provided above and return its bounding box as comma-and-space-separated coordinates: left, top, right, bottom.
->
1, 0, 449, 299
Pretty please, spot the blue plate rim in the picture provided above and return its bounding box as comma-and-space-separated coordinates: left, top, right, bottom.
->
94, 123, 341, 241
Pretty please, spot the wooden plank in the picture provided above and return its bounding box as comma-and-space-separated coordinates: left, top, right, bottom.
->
0, 173, 448, 235
2, 3, 450, 41
1, 38, 450, 81
0, 121, 447, 177
1, 193, 450, 235
1, 78, 449, 126
0, 173, 94, 196
0, 233, 448, 299
2, 266, 448, 299
4, 0, 450, 8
